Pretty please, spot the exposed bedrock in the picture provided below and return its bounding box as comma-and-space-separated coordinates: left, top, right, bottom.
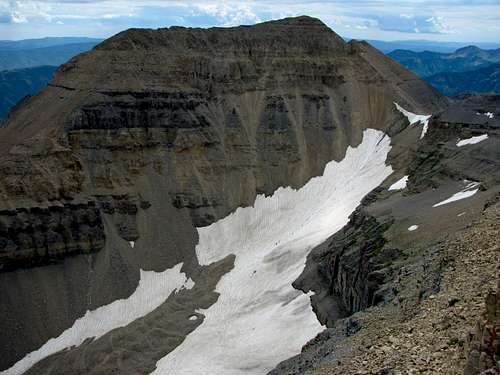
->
294, 204, 397, 326
0, 195, 150, 272
0, 202, 105, 272
0, 16, 446, 371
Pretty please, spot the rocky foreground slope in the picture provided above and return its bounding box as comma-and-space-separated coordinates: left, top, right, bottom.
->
0, 17, 498, 375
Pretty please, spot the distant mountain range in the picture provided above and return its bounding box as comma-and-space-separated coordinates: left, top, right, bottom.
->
0, 39, 101, 71
0, 65, 57, 119
0, 37, 100, 120
366, 39, 500, 54
388, 46, 500, 76
0, 37, 102, 51
426, 63, 500, 97
388, 46, 500, 96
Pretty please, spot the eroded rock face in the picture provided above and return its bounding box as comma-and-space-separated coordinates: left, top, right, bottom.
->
0, 16, 445, 371
67, 92, 211, 131
293, 202, 397, 328
0, 202, 104, 271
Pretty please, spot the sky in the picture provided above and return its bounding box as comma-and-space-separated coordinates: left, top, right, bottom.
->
0, 0, 499, 42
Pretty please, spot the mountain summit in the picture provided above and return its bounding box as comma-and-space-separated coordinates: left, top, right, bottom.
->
1, 17, 498, 375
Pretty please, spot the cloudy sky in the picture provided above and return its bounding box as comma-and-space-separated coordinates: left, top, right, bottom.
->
1, 0, 499, 42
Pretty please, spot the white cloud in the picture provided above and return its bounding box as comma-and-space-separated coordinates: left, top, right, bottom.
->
194, 2, 261, 26
426, 16, 457, 34
10, 10, 26, 23
0, 0, 497, 42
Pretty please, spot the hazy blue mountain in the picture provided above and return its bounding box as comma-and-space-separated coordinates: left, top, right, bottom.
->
365, 39, 500, 54
425, 63, 500, 96
388, 46, 500, 77
0, 65, 57, 120
0, 41, 100, 70
0, 37, 102, 51
0, 38, 102, 119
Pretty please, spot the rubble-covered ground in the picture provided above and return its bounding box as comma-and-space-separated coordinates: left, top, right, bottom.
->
309, 196, 499, 375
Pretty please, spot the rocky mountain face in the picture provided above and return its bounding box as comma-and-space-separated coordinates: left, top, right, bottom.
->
1, 16, 497, 375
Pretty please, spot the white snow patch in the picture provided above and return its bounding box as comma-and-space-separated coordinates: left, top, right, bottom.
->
457, 212, 466, 217
408, 225, 419, 231
456, 134, 488, 147
464, 181, 480, 190
433, 188, 479, 207
389, 175, 409, 191
476, 112, 494, 119
129, 241, 135, 248
2, 263, 193, 375
151, 129, 393, 375
189, 315, 198, 321
394, 102, 432, 139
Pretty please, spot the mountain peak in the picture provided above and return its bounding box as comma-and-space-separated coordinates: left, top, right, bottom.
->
96, 16, 342, 53
50, 16, 349, 93
258, 15, 328, 27
455, 45, 481, 55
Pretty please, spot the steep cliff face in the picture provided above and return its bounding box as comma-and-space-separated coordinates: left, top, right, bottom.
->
294, 204, 396, 327
0, 17, 446, 372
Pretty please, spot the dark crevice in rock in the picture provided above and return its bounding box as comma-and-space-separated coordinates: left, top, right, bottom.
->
47, 83, 77, 91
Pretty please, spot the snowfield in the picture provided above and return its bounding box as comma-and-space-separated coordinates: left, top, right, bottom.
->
5, 129, 394, 375
456, 134, 488, 147
389, 175, 409, 191
477, 112, 494, 119
2, 264, 194, 375
152, 129, 393, 375
433, 182, 480, 207
394, 102, 432, 139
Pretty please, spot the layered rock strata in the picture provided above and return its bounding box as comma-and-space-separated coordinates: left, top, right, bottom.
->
0, 16, 446, 372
